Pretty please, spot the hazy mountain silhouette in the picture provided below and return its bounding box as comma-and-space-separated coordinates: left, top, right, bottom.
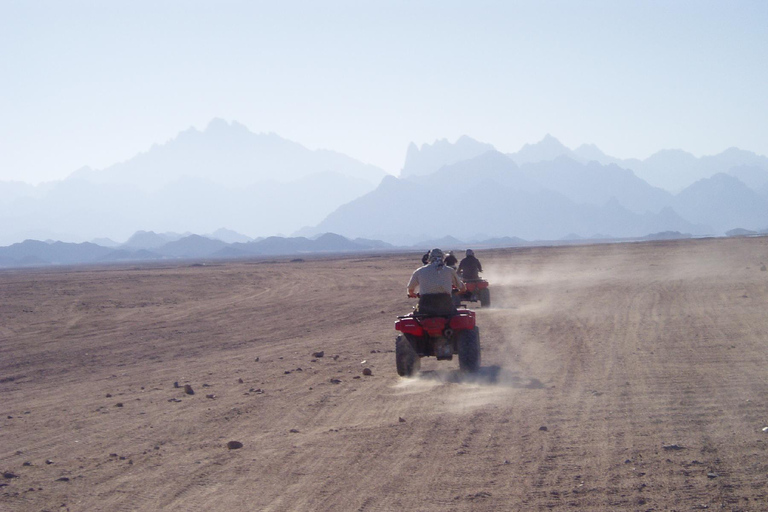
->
509, 134, 575, 165
123, 231, 187, 249
0, 120, 387, 245
3, 128, 767, 247
399, 135, 495, 178
570, 144, 768, 192
310, 152, 710, 244
70, 118, 386, 190
505, 136, 768, 193
671, 173, 768, 233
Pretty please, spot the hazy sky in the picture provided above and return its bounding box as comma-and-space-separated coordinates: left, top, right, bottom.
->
2, 0, 767, 184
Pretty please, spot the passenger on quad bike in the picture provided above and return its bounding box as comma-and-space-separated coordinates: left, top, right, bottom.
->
444, 251, 458, 269
458, 249, 483, 280
407, 248, 466, 315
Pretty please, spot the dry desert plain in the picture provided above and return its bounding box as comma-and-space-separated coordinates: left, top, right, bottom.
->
2, 236, 768, 511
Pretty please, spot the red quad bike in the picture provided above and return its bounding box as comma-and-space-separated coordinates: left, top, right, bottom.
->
394, 297, 481, 377
456, 278, 491, 308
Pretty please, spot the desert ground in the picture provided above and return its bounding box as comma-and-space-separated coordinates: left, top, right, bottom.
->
2, 236, 768, 511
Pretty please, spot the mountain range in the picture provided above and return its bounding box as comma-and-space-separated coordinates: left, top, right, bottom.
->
2, 120, 767, 249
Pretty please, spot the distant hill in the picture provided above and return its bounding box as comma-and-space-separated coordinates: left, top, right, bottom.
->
0, 232, 393, 269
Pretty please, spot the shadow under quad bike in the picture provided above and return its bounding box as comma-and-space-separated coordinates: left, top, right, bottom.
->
455, 278, 490, 307
394, 300, 480, 377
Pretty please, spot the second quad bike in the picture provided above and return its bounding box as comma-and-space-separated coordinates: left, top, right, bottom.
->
456, 278, 491, 307
394, 303, 480, 377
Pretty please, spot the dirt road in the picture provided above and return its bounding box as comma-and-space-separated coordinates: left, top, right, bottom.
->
2, 237, 768, 511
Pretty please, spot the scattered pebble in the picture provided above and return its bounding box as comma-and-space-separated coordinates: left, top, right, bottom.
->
762, 427, 768, 432
330, 378, 342, 384
22, 462, 32, 467
3, 472, 19, 479
539, 426, 548, 431
707, 472, 718, 479
662, 444, 684, 451
312, 351, 324, 358
173, 381, 179, 388
237, 378, 244, 384
362, 368, 373, 376
289, 429, 300, 433
226, 441, 243, 450
105, 393, 112, 398
168, 398, 182, 403
399, 417, 406, 423
55, 477, 70, 482
184, 384, 195, 395
205, 394, 216, 399
45, 460, 54, 465
255, 357, 260, 362
115, 403, 123, 408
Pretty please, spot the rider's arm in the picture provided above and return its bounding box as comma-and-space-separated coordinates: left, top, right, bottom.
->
452, 269, 467, 294
406, 272, 419, 297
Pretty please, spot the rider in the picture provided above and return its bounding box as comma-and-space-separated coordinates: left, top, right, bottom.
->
444, 251, 458, 268
407, 248, 466, 315
458, 249, 483, 280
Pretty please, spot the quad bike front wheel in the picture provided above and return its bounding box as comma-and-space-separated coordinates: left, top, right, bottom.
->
458, 327, 481, 373
395, 335, 421, 377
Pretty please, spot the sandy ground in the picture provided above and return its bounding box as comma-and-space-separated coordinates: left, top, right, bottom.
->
2, 237, 768, 511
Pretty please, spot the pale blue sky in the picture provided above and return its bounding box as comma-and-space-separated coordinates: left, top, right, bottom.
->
1, 0, 766, 184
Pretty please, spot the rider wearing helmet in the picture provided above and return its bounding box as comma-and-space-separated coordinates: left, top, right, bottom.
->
407, 248, 466, 315
458, 249, 483, 281
444, 251, 458, 268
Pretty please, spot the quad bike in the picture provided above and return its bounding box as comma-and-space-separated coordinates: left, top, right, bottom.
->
394, 296, 480, 377
455, 278, 491, 307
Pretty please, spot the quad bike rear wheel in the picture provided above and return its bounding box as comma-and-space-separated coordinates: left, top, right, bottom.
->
395, 335, 421, 377
479, 288, 491, 308
458, 327, 481, 373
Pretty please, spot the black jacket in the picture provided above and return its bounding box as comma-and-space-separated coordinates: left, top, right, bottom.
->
458, 255, 482, 280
